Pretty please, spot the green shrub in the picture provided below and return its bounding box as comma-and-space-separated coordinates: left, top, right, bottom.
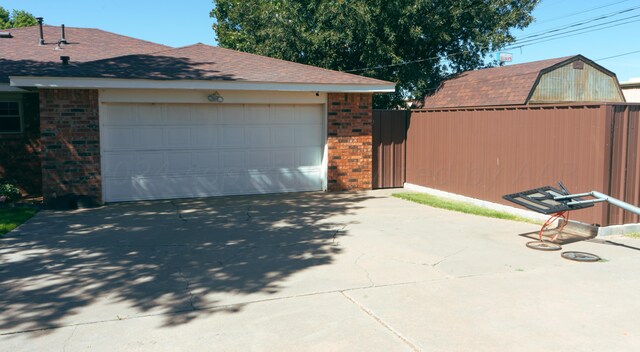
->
0, 182, 21, 203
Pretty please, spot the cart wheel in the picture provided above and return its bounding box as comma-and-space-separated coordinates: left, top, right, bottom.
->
526, 241, 562, 251
561, 251, 601, 262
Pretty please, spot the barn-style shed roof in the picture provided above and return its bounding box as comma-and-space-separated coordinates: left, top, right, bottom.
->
423, 55, 625, 108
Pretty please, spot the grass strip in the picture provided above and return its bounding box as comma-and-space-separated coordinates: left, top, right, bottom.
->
392, 192, 538, 224
0, 207, 37, 236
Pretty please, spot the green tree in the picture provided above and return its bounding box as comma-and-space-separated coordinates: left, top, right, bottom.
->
0, 6, 37, 30
0, 6, 9, 29
211, 0, 539, 108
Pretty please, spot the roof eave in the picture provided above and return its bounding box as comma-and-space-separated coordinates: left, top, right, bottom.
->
9, 76, 396, 93
0, 83, 30, 92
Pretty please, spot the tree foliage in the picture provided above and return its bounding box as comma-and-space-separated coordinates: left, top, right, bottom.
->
211, 0, 539, 108
0, 6, 37, 30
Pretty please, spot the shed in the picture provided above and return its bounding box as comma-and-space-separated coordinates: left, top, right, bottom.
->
423, 55, 625, 108
621, 78, 640, 103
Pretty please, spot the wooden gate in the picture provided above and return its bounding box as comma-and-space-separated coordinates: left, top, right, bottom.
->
372, 110, 408, 189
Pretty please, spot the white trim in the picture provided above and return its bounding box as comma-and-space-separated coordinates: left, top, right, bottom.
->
0, 83, 29, 92
322, 95, 329, 191
99, 89, 327, 105
98, 92, 106, 204
10, 76, 396, 93
403, 183, 552, 224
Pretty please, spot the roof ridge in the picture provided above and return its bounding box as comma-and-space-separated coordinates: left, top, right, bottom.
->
208, 45, 392, 85
6, 24, 170, 48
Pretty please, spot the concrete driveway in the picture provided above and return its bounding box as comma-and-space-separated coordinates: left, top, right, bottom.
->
1, 190, 640, 351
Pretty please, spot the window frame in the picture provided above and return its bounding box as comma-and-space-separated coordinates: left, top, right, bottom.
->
0, 98, 24, 135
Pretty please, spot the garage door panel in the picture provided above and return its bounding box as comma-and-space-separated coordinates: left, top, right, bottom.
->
104, 127, 135, 150
134, 105, 163, 125
221, 150, 246, 169
220, 105, 244, 124
133, 153, 166, 176
271, 105, 296, 124
271, 127, 296, 147
245, 105, 270, 123
165, 127, 191, 147
164, 105, 190, 123
166, 152, 192, 174
221, 127, 245, 147
272, 150, 295, 168
299, 147, 322, 167
192, 126, 218, 147
296, 105, 324, 123
137, 128, 164, 149
103, 103, 324, 202
103, 153, 134, 177
105, 105, 138, 125
192, 152, 220, 172
191, 105, 218, 125
295, 125, 322, 146
247, 150, 271, 169
246, 126, 271, 147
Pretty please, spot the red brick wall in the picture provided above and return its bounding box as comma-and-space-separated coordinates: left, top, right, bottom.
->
39, 89, 102, 203
327, 93, 373, 191
0, 93, 42, 195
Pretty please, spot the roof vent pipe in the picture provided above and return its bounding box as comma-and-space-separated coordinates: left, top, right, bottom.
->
60, 56, 70, 66
36, 17, 44, 45
59, 24, 67, 44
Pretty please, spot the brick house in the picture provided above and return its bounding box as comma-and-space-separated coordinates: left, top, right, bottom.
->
1, 23, 394, 203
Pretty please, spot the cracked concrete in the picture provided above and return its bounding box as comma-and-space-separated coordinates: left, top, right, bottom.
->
176, 268, 197, 311
2, 190, 640, 351
169, 200, 188, 222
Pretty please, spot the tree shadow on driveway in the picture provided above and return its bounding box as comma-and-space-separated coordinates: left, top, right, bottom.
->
0, 192, 372, 335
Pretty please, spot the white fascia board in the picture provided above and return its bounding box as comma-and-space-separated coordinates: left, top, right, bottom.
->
9, 76, 396, 93
0, 83, 29, 92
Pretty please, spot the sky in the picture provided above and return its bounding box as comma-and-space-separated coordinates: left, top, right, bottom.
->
2, 0, 639, 82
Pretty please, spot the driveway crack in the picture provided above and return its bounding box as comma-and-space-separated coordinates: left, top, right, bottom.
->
355, 253, 375, 287
332, 225, 347, 244
431, 248, 467, 268
340, 291, 419, 352
177, 268, 197, 311
170, 201, 188, 222
62, 326, 77, 352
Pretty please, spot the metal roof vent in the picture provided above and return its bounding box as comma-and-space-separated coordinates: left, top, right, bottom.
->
0, 32, 12, 38
59, 24, 68, 44
60, 56, 70, 66
36, 17, 45, 45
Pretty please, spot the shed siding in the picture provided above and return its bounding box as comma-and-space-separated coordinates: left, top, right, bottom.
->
622, 87, 640, 103
529, 61, 624, 103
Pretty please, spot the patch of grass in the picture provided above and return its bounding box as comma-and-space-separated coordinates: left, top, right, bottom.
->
0, 207, 37, 236
624, 233, 640, 239
392, 192, 539, 224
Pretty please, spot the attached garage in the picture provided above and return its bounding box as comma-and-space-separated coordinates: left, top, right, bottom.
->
8, 43, 395, 204
101, 102, 325, 202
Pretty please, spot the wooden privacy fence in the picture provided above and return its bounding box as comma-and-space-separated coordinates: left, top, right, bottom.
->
403, 104, 640, 226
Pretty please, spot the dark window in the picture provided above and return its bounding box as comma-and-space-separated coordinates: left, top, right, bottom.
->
0, 101, 21, 133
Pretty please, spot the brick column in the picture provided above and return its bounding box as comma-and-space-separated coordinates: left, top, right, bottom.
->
327, 93, 373, 191
39, 89, 102, 203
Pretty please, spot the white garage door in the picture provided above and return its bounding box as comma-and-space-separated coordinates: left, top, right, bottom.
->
101, 103, 324, 202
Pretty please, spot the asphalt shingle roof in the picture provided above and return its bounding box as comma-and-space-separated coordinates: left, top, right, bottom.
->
0, 25, 170, 83
2, 25, 392, 86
